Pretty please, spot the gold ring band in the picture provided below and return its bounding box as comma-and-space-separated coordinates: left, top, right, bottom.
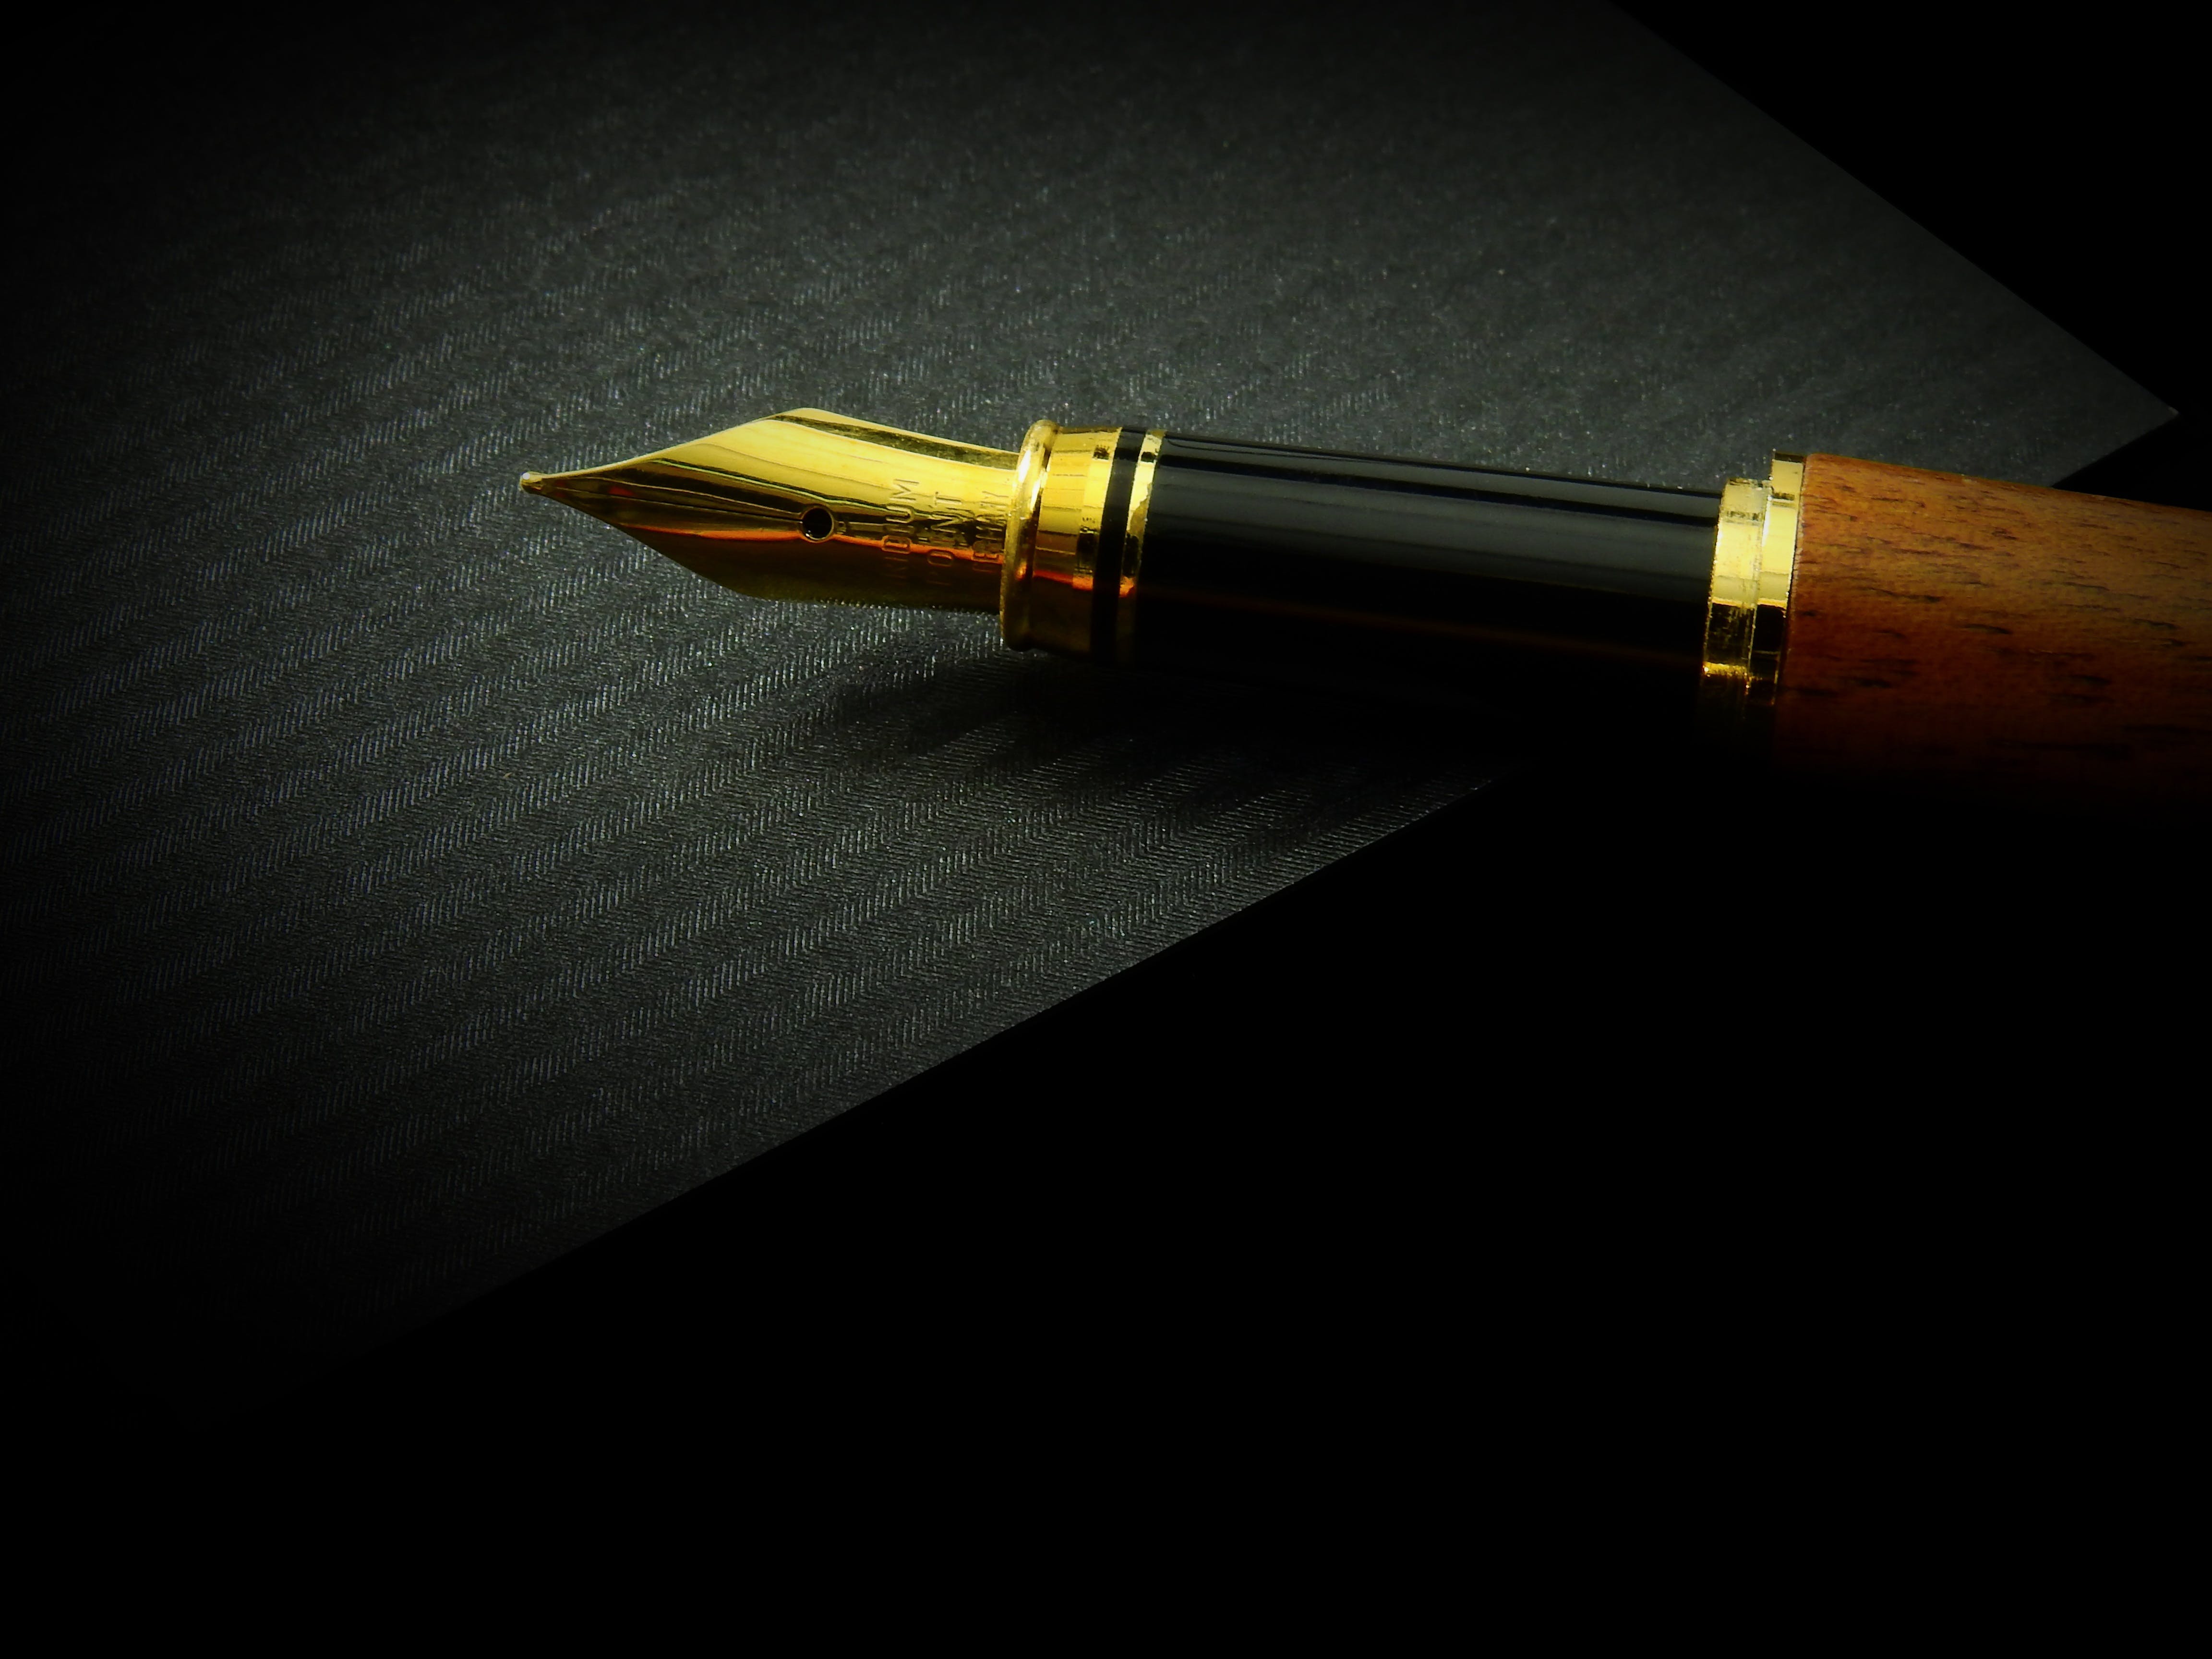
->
1114, 430, 1167, 666
998, 421, 1158, 662
1698, 454, 1804, 754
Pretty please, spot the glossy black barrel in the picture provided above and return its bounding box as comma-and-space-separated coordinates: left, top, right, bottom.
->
1131, 434, 1720, 727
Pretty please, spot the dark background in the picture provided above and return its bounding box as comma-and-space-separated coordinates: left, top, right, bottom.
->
18, 1, 2200, 1500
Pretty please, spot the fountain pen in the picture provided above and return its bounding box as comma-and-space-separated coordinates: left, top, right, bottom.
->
522, 409, 2212, 811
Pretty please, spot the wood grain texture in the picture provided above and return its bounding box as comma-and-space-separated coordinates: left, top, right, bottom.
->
1773, 454, 2212, 810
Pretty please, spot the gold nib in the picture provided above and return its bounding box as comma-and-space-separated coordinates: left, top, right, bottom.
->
520, 409, 1018, 612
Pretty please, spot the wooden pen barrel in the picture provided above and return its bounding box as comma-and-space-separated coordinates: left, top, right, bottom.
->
1774, 454, 2212, 811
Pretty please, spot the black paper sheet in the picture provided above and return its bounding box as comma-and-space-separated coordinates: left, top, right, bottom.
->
7, 1, 2166, 1409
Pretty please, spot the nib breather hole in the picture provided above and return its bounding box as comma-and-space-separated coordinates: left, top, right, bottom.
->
800, 507, 835, 541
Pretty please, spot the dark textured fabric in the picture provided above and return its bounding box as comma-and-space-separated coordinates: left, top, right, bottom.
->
6, 2, 2165, 1409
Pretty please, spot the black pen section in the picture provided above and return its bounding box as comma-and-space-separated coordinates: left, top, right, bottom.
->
1130, 435, 1719, 729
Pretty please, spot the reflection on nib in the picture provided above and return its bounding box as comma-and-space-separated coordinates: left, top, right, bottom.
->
518, 408, 1018, 613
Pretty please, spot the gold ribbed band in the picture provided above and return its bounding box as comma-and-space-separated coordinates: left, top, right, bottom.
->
999, 420, 1164, 662
1698, 454, 1804, 755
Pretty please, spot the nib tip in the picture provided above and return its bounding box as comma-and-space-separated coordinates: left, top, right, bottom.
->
518, 471, 546, 493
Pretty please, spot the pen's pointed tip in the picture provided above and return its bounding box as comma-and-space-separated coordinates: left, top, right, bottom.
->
518, 465, 608, 516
